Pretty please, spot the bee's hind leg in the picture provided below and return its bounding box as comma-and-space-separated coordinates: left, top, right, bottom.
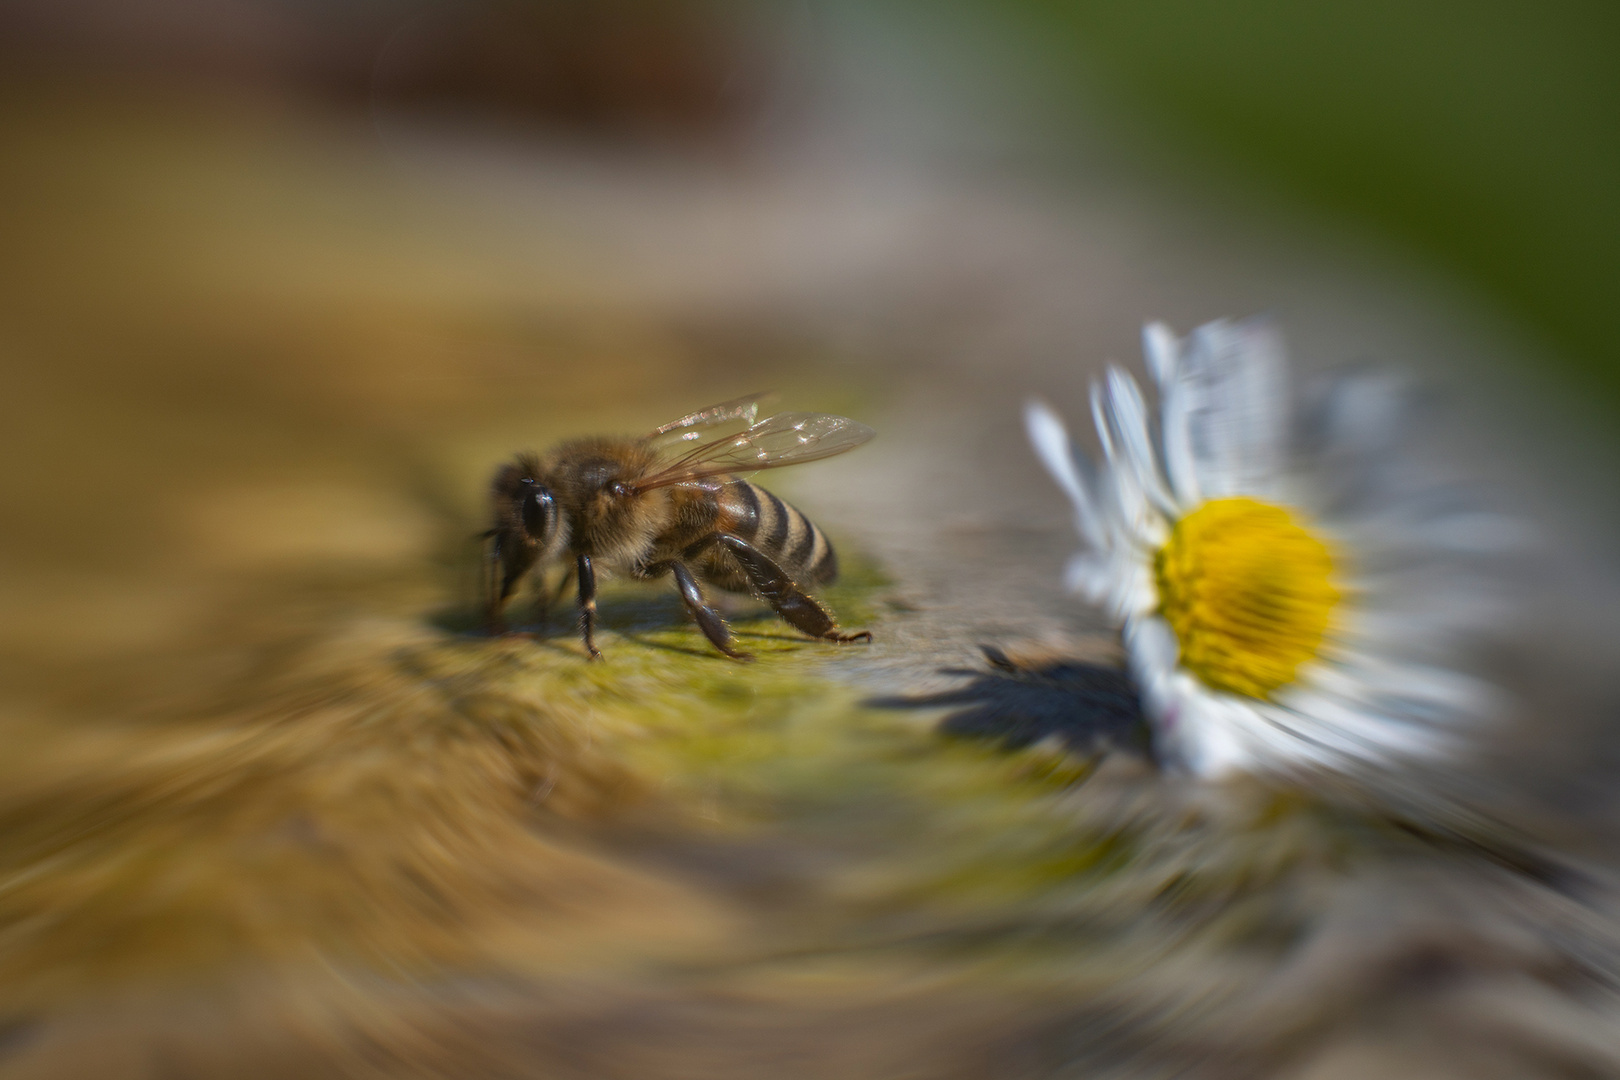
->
665, 561, 752, 662
713, 534, 872, 645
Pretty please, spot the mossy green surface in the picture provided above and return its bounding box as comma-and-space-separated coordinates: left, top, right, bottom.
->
393, 553, 1391, 1000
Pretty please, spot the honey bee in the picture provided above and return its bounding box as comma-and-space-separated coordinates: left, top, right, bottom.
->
484, 394, 875, 661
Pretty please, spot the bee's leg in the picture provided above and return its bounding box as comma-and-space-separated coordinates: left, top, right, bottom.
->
484, 534, 507, 634
666, 561, 753, 661
714, 534, 873, 645
576, 553, 603, 660
530, 568, 549, 624
486, 534, 538, 635
534, 564, 574, 625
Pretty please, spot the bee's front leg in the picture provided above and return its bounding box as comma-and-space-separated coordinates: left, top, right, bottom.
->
576, 553, 603, 660
534, 565, 574, 626
486, 531, 539, 635
484, 536, 508, 635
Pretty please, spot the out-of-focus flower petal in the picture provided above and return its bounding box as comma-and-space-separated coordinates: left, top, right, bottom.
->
1150, 330, 1203, 511
1063, 551, 1114, 602
1314, 649, 1503, 727
1142, 320, 1180, 390
1090, 382, 1168, 549
1180, 318, 1288, 499
1126, 615, 1178, 674
1101, 365, 1178, 516
1025, 400, 1104, 548
1268, 685, 1446, 762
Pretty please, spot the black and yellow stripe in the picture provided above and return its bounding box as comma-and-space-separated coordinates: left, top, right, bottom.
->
726, 480, 838, 585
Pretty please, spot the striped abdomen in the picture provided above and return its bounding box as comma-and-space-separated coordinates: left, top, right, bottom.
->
716, 479, 838, 586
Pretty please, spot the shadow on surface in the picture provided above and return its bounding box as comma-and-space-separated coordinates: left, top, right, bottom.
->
870, 646, 1151, 761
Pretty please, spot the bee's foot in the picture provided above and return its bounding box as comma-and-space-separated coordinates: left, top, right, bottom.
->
830, 630, 873, 644
723, 649, 755, 663
586, 648, 605, 662
979, 644, 1018, 672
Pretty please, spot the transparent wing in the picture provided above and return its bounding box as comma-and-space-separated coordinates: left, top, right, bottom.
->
643, 392, 777, 447
636, 412, 875, 490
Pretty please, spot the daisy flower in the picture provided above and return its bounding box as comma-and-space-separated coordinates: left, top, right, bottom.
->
1026, 318, 1510, 778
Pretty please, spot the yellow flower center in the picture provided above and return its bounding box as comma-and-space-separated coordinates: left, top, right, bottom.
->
1154, 497, 1340, 699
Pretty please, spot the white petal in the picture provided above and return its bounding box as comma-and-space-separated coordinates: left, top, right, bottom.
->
1331, 590, 1501, 656
1127, 622, 1264, 776
1142, 321, 1180, 390
1309, 651, 1501, 726
1094, 431, 1169, 549
1123, 618, 1181, 721
1179, 317, 1289, 497
1166, 684, 1266, 777
1157, 364, 1203, 509
1063, 551, 1115, 601
1316, 369, 1409, 459
1268, 685, 1446, 762
1132, 660, 1192, 744
1124, 614, 1179, 679
1404, 510, 1536, 554
1024, 400, 1104, 548
1112, 558, 1159, 620
1219, 695, 1324, 771
1122, 490, 1171, 550
1073, 551, 1153, 622
1102, 365, 1178, 515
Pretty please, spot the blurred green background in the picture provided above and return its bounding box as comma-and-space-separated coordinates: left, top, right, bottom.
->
5, 0, 1614, 398
959, 0, 1620, 404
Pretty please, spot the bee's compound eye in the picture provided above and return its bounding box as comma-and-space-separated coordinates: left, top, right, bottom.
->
521, 486, 557, 540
